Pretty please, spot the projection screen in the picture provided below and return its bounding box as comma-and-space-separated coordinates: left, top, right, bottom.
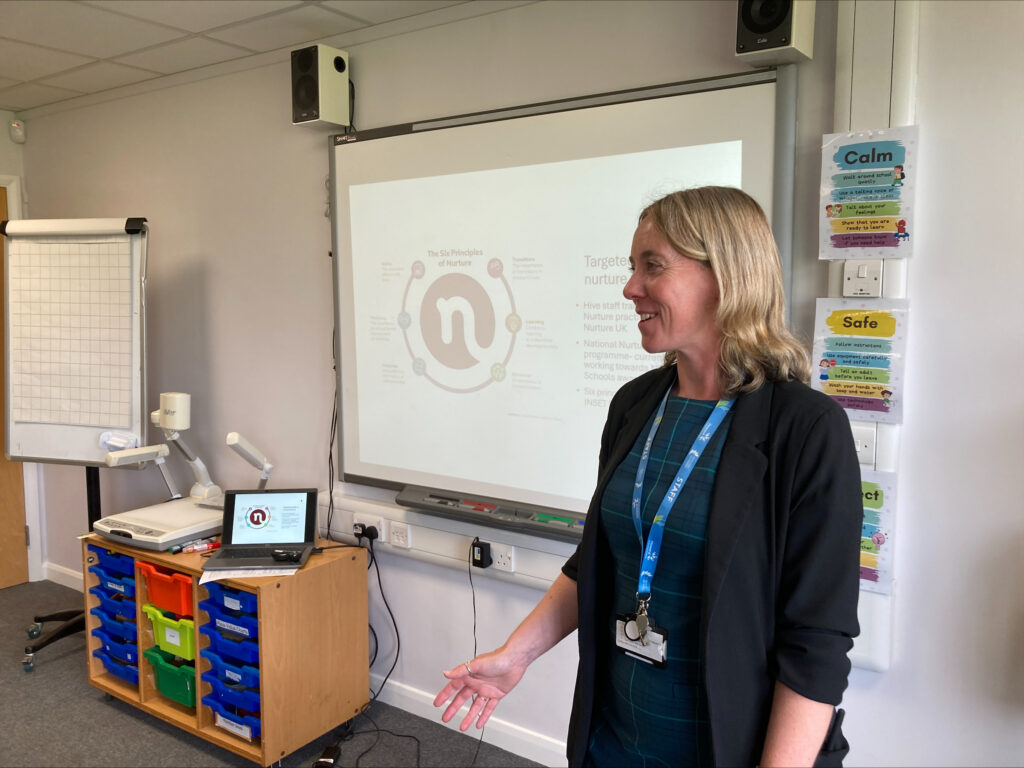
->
331, 73, 778, 517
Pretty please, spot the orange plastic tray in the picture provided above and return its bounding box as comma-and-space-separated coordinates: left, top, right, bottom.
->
137, 561, 194, 617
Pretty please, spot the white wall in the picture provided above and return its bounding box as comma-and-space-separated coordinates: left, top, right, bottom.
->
0, 109, 25, 182
44, 1, 1024, 765
840, 2, 1024, 765
23, 61, 339, 571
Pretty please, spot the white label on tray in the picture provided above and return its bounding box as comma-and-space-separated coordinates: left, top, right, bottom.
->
164, 627, 180, 647
215, 711, 252, 741
224, 595, 242, 611
216, 618, 250, 637
226, 669, 242, 683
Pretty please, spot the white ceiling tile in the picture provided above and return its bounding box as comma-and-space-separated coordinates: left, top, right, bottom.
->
206, 4, 365, 52
85, 0, 303, 34
0, 1, 186, 58
0, 82, 84, 111
114, 36, 254, 75
320, 0, 466, 26
39, 61, 158, 92
0, 39, 95, 82
0, 0, 483, 111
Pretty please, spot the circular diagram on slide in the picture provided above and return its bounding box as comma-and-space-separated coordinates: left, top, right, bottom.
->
398, 257, 520, 393
242, 505, 272, 530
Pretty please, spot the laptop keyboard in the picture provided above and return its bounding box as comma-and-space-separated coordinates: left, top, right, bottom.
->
227, 548, 274, 558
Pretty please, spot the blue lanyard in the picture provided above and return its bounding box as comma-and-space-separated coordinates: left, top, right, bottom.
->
631, 389, 733, 602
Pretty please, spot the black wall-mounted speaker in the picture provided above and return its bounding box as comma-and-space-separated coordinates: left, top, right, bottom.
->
291, 44, 350, 127
735, 0, 815, 66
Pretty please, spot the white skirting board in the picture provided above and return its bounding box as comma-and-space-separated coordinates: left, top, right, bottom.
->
369, 673, 568, 768
45, 561, 85, 592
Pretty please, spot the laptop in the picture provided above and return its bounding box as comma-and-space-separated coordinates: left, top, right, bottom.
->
202, 488, 318, 571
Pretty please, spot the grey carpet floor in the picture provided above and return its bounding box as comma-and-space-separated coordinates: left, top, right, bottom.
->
0, 579, 543, 768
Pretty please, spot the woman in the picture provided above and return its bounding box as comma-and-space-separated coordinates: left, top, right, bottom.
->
433, 187, 861, 767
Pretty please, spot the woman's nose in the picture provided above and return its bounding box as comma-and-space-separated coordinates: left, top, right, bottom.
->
623, 271, 641, 301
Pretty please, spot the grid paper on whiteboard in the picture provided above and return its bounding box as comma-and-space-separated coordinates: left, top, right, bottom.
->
8, 234, 133, 428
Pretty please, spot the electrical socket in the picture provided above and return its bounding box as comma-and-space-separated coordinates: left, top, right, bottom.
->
389, 521, 412, 548
353, 513, 386, 542
490, 542, 515, 573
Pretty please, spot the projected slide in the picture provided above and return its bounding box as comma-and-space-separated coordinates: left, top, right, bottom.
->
345, 141, 742, 511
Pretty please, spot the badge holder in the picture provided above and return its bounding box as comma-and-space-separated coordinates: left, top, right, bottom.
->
614, 612, 668, 668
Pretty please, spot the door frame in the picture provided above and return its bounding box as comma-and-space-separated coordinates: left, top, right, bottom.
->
0, 174, 42, 582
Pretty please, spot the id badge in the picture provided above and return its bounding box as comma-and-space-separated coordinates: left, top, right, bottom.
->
614, 612, 668, 668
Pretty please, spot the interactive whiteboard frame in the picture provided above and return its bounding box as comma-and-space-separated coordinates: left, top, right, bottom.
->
330, 71, 782, 513
3, 218, 147, 465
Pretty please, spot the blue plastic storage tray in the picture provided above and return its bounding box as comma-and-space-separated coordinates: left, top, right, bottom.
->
199, 599, 259, 640
199, 624, 260, 665
90, 606, 138, 643
203, 694, 261, 741
89, 585, 136, 620
92, 627, 138, 664
202, 648, 260, 689
87, 544, 135, 577
202, 671, 261, 713
93, 648, 139, 686
204, 582, 258, 614
89, 564, 136, 598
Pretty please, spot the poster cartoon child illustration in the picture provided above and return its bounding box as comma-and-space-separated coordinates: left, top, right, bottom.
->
881, 389, 893, 407
819, 358, 834, 380
895, 219, 910, 241
892, 164, 905, 186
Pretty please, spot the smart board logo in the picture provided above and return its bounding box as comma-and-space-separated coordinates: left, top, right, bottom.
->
244, 506, 272, 529
399, 257, 520, 393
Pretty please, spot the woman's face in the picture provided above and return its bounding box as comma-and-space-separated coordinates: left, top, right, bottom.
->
623, 218, 721, 358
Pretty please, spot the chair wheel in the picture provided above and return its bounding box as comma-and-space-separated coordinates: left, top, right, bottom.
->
27, 623, 42, 640
22, 654, 34, 672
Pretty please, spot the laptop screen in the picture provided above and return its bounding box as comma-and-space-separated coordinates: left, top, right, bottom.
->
222, 489, 318, 546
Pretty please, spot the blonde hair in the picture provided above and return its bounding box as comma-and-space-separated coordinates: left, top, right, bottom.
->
639, 186, 809, 396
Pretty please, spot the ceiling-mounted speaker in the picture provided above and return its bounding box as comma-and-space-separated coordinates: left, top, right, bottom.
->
735, 0, 815, 66
291, 44, 350, 127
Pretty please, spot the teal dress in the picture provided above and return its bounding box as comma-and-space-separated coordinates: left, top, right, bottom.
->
585, 395, 732, 768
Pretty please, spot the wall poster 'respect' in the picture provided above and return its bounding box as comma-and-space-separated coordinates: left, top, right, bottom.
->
819, 125, 918, 260
812, 298, 909, 425
860, 469, 896, 595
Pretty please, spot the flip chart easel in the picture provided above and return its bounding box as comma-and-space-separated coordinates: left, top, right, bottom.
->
2, 218, 147, 465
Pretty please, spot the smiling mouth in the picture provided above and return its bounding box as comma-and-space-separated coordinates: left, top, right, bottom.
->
638, 313, 656, 323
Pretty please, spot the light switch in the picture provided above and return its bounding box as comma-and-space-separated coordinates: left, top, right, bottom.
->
851, 423, 876, 467
842, 259, 884, 297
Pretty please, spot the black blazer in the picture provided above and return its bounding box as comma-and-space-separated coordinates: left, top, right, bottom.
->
562, 366, 861, 767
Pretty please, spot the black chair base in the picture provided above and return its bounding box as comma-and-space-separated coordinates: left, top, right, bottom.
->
23, 610, 85, 672
21, 467, 99, 673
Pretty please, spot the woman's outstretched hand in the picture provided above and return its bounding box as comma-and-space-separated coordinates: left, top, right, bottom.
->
434, 573, 579, 731
433, 648, 528, 731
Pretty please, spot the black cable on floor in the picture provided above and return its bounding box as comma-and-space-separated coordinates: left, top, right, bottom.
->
352, 710, 422, 768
